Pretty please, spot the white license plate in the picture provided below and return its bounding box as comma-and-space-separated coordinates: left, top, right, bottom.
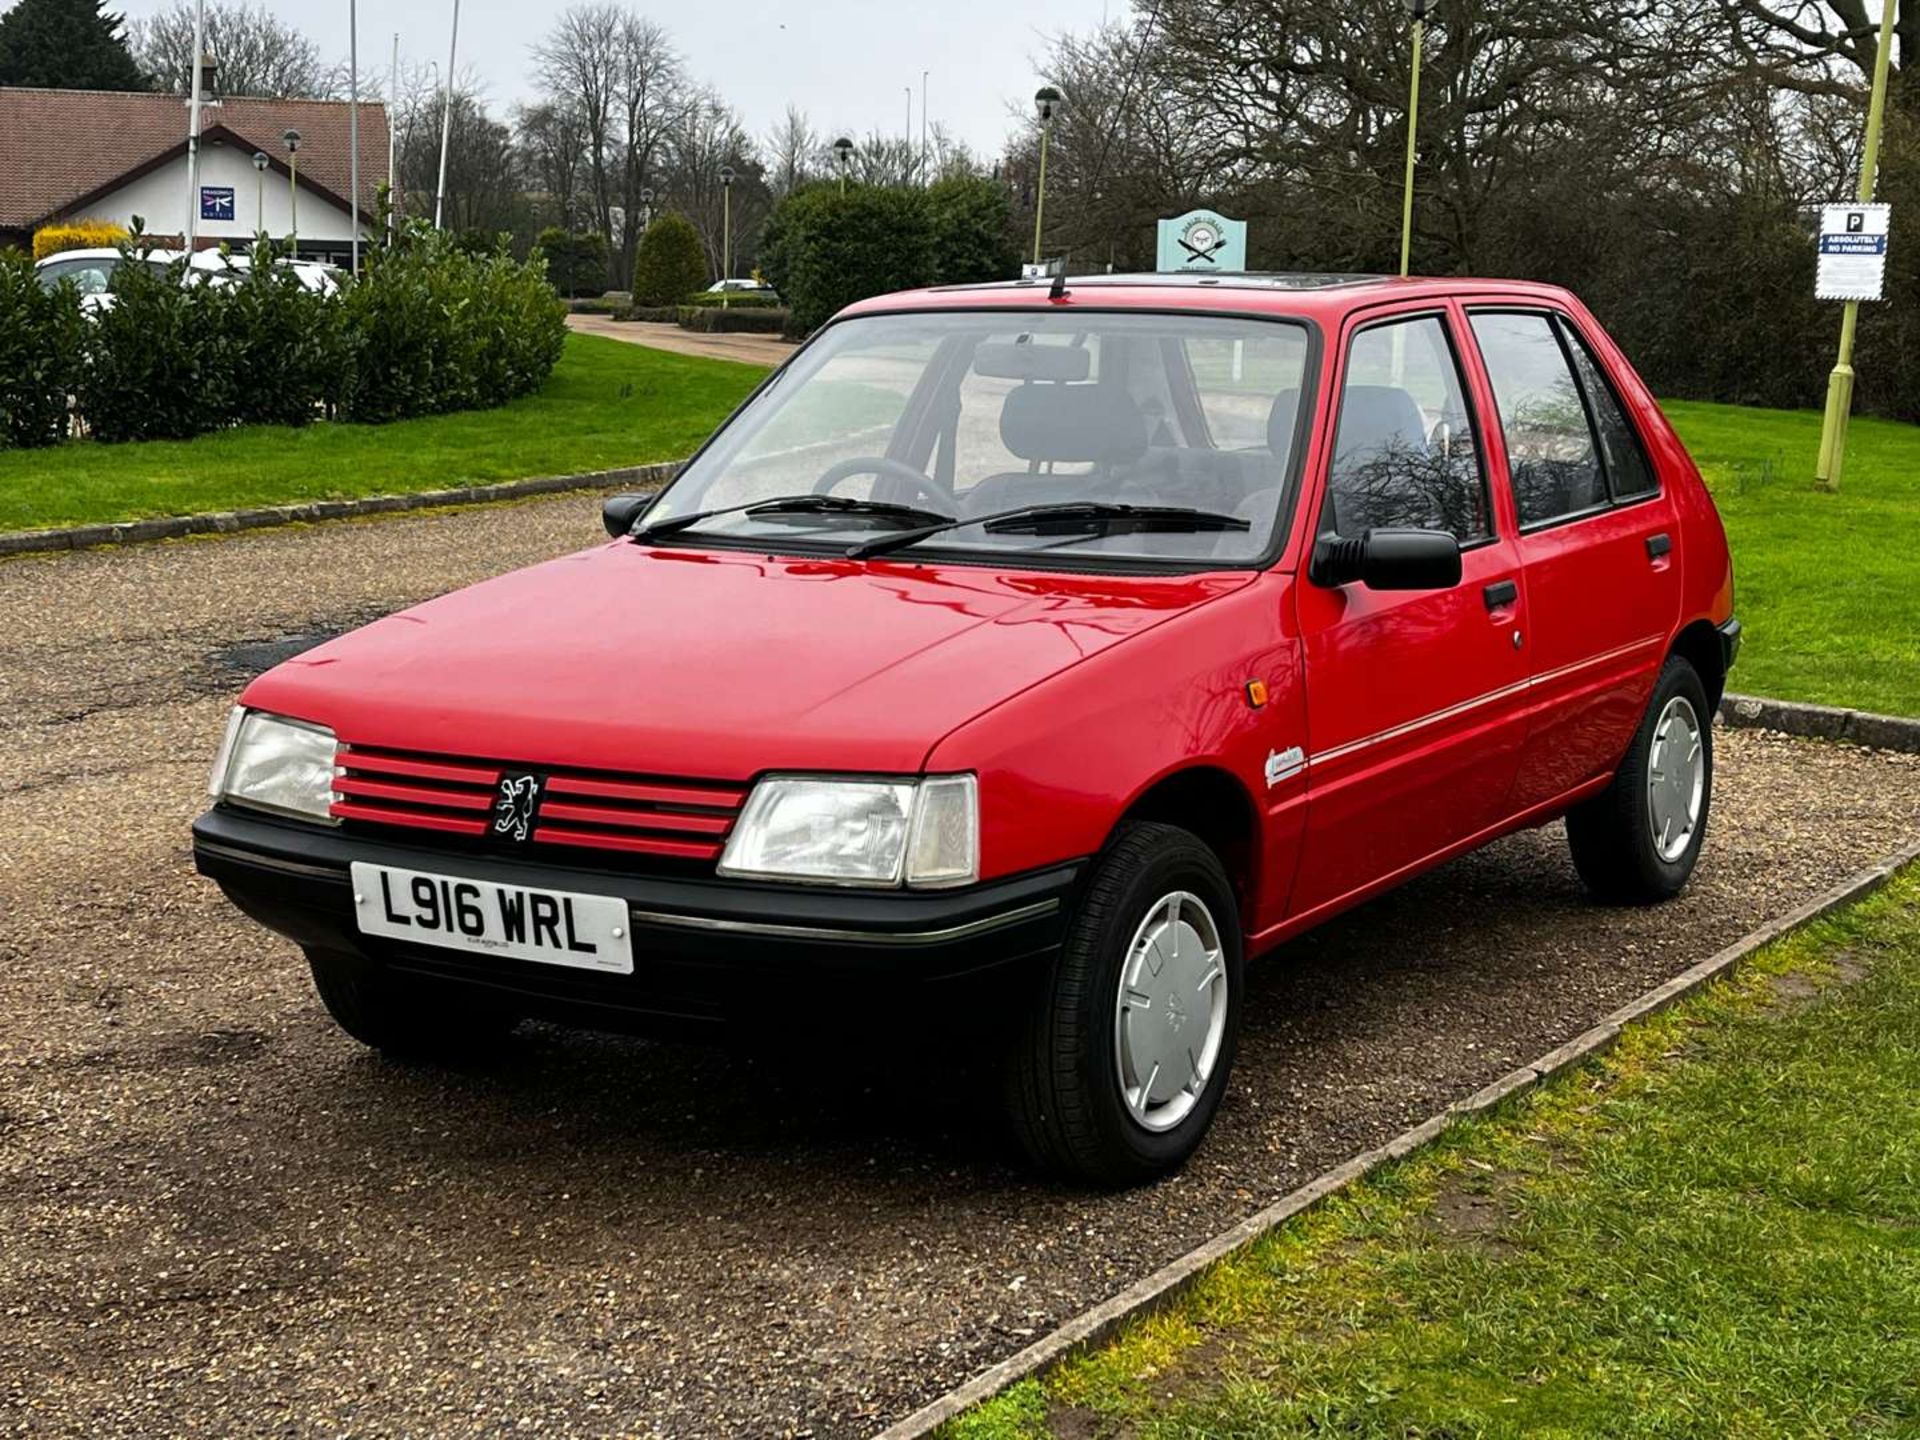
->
349, 862, 634, 975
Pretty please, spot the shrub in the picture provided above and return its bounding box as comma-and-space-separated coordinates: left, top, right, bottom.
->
338, 226, 565, 424
218, 240, 350, 428
759, 184, 935, 336
33, 218, 127, 260
675, 305, 789, 334
534, 227, 610, 298
0, 249, 85, 447
77, 244, 238, 443
630, 213, 710, 307
926, 175, 1018, 287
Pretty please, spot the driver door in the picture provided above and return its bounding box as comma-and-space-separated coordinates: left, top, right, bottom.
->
1291, 306, 1530, 917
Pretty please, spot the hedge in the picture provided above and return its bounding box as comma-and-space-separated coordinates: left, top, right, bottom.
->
618, 304, 683, 323
1, 223, 567, 450
33, 219, 127, 260
681, 290, 781, 309
675, 305, 789, 333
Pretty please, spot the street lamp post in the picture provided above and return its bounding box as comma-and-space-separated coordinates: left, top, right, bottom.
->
719, 164, 736, 302
1031, 85, 1063, 267
1399, 0, 1427, 278
833, 136, 853, 194
251, 150, 269, 234
1813, 0, 1900, 491
638, 184, 654, 234
282, 128, 302, 250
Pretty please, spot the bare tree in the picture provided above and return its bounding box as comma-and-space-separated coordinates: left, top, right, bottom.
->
766, 104, 817, 197
516, 100, 590, 230
131, 0, 333, 97
665, 90, 762, 275
531, 4, 623, 243
611, 14, 691, 284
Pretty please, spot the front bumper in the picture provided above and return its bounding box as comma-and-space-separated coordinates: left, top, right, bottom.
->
193, 807, 1081, 1035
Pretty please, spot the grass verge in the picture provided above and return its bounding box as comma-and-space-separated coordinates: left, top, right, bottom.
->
944, 865, 1920, 1440
1668, 400, 1920, 717
0, 333, 764, 533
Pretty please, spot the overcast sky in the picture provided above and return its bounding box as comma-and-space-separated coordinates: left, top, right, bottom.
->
114, 0, 1125, 158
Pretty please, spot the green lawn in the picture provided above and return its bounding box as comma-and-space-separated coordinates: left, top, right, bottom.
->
0, 332, 764, 532
948, 867, 1920, 1440
1667, 400, 1920, 716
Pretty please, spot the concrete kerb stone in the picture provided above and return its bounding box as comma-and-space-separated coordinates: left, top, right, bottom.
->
1721, 692, 1920, 754
873, 839, 1920, 1440
0, 461, 683, 559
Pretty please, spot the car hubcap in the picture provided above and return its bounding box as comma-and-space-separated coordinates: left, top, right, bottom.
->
1113, 890, 1229, 1134
1646, 695, 1705, 863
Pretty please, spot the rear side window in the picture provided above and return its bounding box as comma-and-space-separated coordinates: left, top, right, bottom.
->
1468, 312, 1606, 527
1324, 315, 1489, 543
1559, 326, 1657, 499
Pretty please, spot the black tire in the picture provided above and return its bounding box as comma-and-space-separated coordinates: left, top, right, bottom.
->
305, 949, 517, 1060
1566, 655, 1713, 904
1005, 822, 1244, 1187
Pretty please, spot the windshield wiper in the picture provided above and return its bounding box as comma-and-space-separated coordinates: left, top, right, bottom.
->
631, 493, 955, 542
846, 502, 1249, 560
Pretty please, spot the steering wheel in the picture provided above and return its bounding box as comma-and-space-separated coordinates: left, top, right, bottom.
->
812, 455, 954, 512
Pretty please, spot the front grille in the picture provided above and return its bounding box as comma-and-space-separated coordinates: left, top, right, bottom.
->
331, 744, 746, 866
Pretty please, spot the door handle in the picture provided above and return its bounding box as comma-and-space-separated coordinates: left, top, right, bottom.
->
1483, 579, 1518, 611
1646, 533, 1672, 559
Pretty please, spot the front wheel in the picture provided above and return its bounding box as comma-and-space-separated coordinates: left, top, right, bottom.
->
1005, 823, 1243, 1186
1566, 655, 1713, 904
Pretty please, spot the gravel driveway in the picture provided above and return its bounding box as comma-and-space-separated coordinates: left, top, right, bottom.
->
4, 500, 1917, 1438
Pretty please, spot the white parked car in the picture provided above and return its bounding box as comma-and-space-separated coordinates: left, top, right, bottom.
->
34, 247, 341, 313
705, 277, 779, 300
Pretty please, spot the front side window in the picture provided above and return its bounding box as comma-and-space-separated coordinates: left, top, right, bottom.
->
37, 258, 113, 295
1469, 312, 1608, 527
1323, 315, 1489, 542
642, 310, 1314, 566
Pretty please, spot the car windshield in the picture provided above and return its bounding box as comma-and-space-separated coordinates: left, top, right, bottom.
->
644, 308, 1313, 565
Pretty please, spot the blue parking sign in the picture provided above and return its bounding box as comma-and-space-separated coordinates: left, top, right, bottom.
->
200, 186, 235, 222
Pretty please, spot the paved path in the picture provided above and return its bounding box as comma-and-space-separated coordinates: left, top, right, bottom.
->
567, 312, 794, 368
3, 503, 1918, 1437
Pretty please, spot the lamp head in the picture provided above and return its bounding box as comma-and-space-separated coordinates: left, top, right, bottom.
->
281, 127, 301, 153
1034, 85, 1064, 124
252, 150, 270, 172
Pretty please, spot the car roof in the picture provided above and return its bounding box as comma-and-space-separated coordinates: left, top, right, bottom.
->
838, 271, 1581, 323
36, 247, 184, 264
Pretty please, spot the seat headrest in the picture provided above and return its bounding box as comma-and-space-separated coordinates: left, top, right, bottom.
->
1333, 385, 1427, 472
1000, 384, 1149, 465
1267, 388, 1301, 459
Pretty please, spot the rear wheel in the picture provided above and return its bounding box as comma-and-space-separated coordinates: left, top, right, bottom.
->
1566, 655, 1713, 904
305, 949, 518, 1060
1005, 823, 1243, 1186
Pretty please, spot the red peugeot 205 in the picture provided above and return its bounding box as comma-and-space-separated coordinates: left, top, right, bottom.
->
196, 273, 1737, 1184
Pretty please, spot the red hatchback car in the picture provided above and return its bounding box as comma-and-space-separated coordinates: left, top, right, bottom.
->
196, 273, 1738, 1184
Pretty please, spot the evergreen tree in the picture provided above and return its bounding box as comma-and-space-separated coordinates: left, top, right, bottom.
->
0, 0, 146, 91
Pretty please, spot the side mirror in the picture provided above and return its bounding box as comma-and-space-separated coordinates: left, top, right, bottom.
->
1311, 528, 1462, 591
602, 492, 653, 538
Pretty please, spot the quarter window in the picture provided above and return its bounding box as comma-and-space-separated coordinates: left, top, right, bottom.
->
1324, 315, 1489, 542
1560, 326, 1657, 499
1469, 312, 1607, 527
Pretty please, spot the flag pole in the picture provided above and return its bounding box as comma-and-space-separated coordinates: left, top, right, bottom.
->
348, 0, 360, 274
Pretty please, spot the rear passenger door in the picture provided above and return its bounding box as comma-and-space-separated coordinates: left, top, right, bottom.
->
1292, 307, 1530, 917
1464, 309, 1681, 811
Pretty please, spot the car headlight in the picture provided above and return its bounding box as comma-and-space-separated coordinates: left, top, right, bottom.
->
208, 707, 340, 824
718, 774, 977, 889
